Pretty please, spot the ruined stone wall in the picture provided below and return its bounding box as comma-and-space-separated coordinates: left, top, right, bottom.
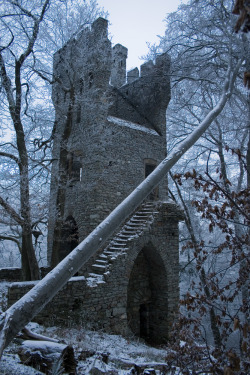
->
9, 202, 182, 343
0, 267, 50, 281
47, 18, 112, 262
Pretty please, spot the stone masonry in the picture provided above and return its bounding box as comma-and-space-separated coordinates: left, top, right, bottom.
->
8, 201, 183, 344
7, 18, 184, 344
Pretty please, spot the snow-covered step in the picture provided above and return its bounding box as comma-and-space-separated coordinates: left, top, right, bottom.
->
92, 264, 107, 274
103, 251, 116, 256
88, 201, 158, 280
122, 230, 136, 236
124, 224, 143, 230
128, 219, 146, 225
111, 240, 127, 245
99, 254, 108, 260
117, 233, 133, 238
134, 212, 152, 217
109, 246, 129, 252
95, 259, 108, 265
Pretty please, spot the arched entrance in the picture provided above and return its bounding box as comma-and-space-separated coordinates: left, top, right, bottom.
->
59, 215, 79, 262
127, 243, 169, 344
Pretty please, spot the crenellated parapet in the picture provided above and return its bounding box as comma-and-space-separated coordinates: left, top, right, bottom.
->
110, 44, 128, 87
109, 52, 171, 137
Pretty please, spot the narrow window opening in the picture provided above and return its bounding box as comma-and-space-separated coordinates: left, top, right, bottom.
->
88, 72, 94, 88
145, 164, 155, 178
76, 104, 81, 123
59, 216, 79, 262
67, 153, 82, 185
79, 78, 84, 95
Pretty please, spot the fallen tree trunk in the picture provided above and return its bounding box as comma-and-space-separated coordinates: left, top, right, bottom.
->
20, 327, 59, 343
0, 59, 242, 358
18, 340, 76, 374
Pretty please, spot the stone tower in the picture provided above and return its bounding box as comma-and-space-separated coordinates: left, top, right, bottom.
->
45, 17, 183, 343
48, 17, 171, 265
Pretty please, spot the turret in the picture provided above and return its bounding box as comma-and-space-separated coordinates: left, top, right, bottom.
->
110, 44, 128, 87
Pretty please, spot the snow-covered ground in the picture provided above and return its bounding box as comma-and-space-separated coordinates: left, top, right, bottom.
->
0, 322, 171, 374
0, 281, 172, 374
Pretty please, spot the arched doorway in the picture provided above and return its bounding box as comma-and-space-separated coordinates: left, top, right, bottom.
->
59, 215, 79, 262
127, 243, 169, 344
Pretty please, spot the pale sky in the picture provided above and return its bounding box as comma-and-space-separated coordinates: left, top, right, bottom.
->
97, 0, 185, 70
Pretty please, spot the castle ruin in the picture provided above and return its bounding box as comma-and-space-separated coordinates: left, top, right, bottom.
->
8, 18, 183, 344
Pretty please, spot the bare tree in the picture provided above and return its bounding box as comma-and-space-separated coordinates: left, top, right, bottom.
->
0, 0, 51, 280
0, 0, 106, 279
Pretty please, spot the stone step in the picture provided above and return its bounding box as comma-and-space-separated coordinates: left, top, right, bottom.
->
116, 234, 133, 240
95, 259, 108, 265
129, 218, 147, 223
103, 250, 116, 256
108, 246, 129, 252
133, 215, 150, 220
99, 254, 108, 259
88, 202, 158, 280
134, 211, 153, 216
124, 223, 143, 230
121, 230, 136, 236
92, 264, 107, 274
110, 241, 127, 247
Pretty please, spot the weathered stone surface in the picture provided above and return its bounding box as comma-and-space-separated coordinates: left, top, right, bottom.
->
8, 202, 182, 344
7, 17, 183, 346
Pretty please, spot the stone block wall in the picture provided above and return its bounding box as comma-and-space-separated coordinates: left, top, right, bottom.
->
8, 202, 183, 344
0, 267, 50, 281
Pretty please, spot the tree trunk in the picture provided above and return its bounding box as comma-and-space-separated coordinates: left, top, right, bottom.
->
18, 340, 76, 374
21, 232, 40, 281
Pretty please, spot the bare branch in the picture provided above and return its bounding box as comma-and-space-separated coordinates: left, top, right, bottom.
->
0, 151, 20, 165
0, 196, 23, 226
0, 235, 21, 252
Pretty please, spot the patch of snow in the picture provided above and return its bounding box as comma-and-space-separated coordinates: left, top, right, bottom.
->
0, 353, 44, 375
10, 280, 38, 287
107, 116, 159, 136
86, 273, 105, 287
0, 324, 176, 374
69, 275, 85, 282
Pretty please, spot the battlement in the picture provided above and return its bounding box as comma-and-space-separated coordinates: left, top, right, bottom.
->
109, 51, 171, 136
110, 44, 128, 87
127, 53, 171, 83
91, 17, 108, 38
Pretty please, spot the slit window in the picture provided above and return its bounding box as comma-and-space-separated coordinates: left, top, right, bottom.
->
76, 104, 81, 123
88, 72, 94, 88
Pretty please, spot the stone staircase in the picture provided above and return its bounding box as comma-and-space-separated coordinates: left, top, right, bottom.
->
87, 201, 158, 283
